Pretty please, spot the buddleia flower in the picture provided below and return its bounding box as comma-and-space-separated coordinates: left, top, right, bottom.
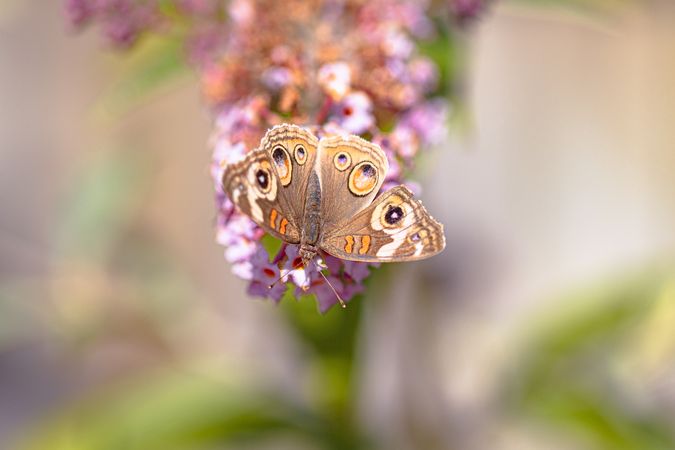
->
65, 0, 471, 312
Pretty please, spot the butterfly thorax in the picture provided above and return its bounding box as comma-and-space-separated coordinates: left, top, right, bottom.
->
299, 172, 322, 265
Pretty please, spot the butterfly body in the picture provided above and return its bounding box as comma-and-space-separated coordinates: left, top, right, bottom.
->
299, 171, 322, 264
222, 124, 445, 266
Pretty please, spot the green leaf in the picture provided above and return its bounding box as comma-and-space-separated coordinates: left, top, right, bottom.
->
261, 234, 283, 261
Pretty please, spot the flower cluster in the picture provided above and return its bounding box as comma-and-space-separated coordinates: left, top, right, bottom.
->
207, 0, 448, 311
65, 0, 165, 47
65, 0, 230, 63
65, 0, 475, 312
209, 99, 382, 313
448, 0, 493, 25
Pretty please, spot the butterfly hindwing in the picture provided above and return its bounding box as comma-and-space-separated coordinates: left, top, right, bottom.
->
317, 134, 389, 230
320, 185, 445, 262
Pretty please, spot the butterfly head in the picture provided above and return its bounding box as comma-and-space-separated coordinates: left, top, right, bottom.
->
298, 243, 318, 267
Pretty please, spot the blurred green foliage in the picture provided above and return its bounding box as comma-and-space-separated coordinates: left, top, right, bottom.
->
56, 150, 149, 260
505, 271, 675, 450
96, 35, 191, 119
22, 300, 373, 450
23, 370, 365, 450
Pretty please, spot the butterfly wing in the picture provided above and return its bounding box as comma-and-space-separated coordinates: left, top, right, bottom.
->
222, 146, 301, 242
320, 185, 445, 262
317, 134, 389, 230
260, 124, 319, 226
221, 124, 319, 243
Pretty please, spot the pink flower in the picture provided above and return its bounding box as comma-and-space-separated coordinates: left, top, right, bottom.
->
321, 121, 350, 138
400, 100, 449, 146
247, 247, 287, 302
216, 140, 246, 165
409, 57, 439, 94
177, 0, 220, 16
390, 125, 419, 159
299, 255, 369, 313
373, 136, 403, 181
67, 0, 163, 48
449, 0, 489, 24
282, 246, 317, 291
185, 26, 225, 67
232, 260, 254, 280
229, 0, 254, 27
65, 0, 92, 26
383, 29, 414, 59
342, 260, 371, 284
261, 67, 293, 91
385, 151, 402, 181
301, 275, 346, 314
333, 92, 374, 135
217, 215, 259, 268
318, 62, 352, 101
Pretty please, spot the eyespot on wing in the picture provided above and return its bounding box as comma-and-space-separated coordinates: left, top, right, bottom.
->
348, 161, 378, 197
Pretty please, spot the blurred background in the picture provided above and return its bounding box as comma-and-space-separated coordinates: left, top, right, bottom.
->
2, 0, 675, 449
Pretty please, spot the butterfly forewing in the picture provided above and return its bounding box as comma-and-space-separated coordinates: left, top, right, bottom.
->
317, 134, 389, 230
221, 145, 301, 242
260, 124, 319, 227
320, 185, 445, 262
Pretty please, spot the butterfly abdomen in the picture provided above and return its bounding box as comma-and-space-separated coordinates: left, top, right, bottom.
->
301, 171, 322, 250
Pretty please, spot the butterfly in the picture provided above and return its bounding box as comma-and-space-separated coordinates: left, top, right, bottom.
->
221, 124, 445, 273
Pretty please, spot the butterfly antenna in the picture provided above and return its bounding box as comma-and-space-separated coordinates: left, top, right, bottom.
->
314, 260, 346, 308
268, 271, 288, 289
